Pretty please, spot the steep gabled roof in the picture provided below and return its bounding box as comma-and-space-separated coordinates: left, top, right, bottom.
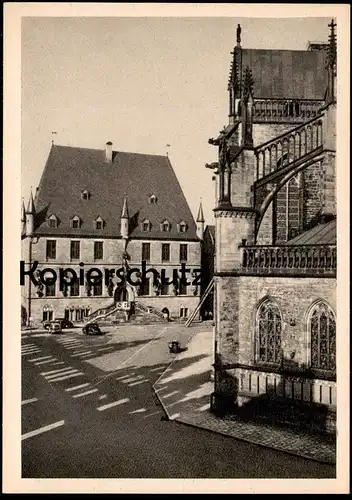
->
33, 145, 198, 240
240, 48, 328, 100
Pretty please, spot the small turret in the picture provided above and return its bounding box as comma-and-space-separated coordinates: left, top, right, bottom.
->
120, 197, 129, 240
196, 200, 205, 241
25, 191, 35, 237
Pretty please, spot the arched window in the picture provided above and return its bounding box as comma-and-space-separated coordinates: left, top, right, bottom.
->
256, 299, 282, 365
309, 301, 336, 373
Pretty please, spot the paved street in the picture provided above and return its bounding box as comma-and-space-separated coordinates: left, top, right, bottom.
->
21, 323, 335, 478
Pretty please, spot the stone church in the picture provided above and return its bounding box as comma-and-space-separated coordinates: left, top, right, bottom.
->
208, 21, 337, 432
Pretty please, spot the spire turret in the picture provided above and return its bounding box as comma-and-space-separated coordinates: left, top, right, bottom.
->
25, 190, 35, 237
120, 197, 129, 239
196, 200, 205, 241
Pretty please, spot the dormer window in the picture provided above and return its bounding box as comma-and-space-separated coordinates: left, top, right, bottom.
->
81, 190, 90, 200
178, 221, 188, 233
70, 216, 81, 229
141, 219, 151, 232
161, 220, 170, 232
95, 216, 104, 230
149, 194, 158, 204
47, 214, 58, 228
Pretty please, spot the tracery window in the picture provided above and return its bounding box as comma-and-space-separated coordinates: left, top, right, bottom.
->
309, 301, 336, 373
256, 300, 282, 365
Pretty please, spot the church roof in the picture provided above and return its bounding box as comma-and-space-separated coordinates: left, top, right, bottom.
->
33, 145, 198, 240
241, 48, 328, 100
286, 219, 336, 245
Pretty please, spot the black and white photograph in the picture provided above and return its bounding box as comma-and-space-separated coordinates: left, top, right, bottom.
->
3, 2, 350, 494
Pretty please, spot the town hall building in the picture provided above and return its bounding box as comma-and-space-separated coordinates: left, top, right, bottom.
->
21, 144, 204, 326
207, 21, 337, 433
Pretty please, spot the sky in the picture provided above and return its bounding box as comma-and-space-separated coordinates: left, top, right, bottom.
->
21, 16, 332, 225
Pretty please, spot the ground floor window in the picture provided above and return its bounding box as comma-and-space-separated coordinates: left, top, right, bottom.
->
180, 307, 188, 318
309, 301, 336, 373
256, 299, 282, 365
64, 307, 91, 322
42, 310, 54, 322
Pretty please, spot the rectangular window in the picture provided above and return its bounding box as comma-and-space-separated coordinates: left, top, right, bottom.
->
180, 244, 188, 262
48, 218, 56, 228
42, 310, 53, 321
45, 283, 56, 297
179, 279, 187, 295
92, 281, 102, 296
46, 240, 57, 260
180, 307, 189, 318
70, 279, 80, 297
142, 243, 150, 262
140, 277, 150, 296
70, 241, 80, 260
162, 243, 170, 262
94, 241, 103, 260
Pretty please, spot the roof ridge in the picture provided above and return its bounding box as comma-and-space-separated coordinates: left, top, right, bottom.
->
52, 144, 168, 159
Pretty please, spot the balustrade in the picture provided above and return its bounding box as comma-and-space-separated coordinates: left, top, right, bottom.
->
253, 99, 324, 123
241, 244, 336, 275
255, 115, 324, 180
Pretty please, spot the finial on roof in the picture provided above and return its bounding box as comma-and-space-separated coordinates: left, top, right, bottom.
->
26, 189, 35, 214
121, 197, 129, 219
52, 131, 57, 145
326, 19, 337, 71
196, 200, 205, 223
236, 24, 241, 48
21, 198, 26, 221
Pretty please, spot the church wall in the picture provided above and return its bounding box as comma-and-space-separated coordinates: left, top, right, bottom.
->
215, 274, 336, 369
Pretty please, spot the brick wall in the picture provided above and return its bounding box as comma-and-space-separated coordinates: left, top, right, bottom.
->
302, 160, 324, 229
215, 275, 336, 368
253, 123, 297, 148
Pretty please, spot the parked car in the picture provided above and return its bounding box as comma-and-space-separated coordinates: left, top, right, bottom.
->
82, 323, 103, 336
43, 318, 74, 330
48, 320, 63, 334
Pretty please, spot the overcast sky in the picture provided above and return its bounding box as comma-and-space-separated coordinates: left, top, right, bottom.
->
21, 16, 332, 224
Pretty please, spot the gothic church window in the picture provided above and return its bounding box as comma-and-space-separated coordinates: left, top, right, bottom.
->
309, 301, 336, 373
256, 299, 282, 365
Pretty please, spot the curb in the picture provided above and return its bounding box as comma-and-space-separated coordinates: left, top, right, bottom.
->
173, 416, 336, 466
152, 328, 209, 420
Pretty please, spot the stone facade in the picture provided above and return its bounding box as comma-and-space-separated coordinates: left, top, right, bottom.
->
208, 22, 337, 433
21, 235, 201, 325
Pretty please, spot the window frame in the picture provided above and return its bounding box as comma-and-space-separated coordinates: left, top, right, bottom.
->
255, 299, 283, 367
161, 243, 170, 262
70, 240, 81, 261
142, 242, 151, 262
46, 239, 57, 260
307, 300, 336, 375
179, 243, 188, 262
94, 241, 104, 261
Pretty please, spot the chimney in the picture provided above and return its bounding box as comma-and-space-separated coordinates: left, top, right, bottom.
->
105, 141, 113, 162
